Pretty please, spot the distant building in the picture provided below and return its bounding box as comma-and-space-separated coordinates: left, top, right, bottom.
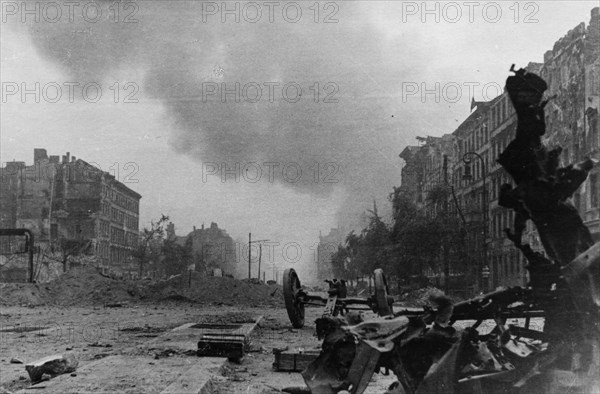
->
316, 227, 345, 280
167, 222, 237, 277
0, 149, 141, 278
398, 145, 423, 205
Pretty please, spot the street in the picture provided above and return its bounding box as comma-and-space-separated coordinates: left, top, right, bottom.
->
0, 302, 400, 393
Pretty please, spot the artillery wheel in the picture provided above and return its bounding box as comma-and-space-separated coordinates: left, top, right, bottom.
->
374, 269, 393, 316
283, 268, 305, 328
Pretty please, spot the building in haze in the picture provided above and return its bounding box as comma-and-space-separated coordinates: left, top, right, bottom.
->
316, 227, 346, 281
167, 222, 238, 277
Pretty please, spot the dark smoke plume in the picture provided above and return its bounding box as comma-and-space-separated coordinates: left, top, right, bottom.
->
21, 1, 407, 227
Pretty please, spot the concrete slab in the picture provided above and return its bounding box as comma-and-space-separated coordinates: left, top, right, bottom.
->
139, 317, 263, 353
16, 355, 224, 394
14, 316, 265, 393
160, 358, 223, 394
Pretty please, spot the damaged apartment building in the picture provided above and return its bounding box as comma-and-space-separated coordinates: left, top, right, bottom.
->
0, 149, 141, 280
398, 7, 600, 292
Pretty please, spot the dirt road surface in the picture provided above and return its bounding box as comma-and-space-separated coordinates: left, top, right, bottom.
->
0, 303, 397, 393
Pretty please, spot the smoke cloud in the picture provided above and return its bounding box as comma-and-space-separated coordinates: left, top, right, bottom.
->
19, 1, 407, 227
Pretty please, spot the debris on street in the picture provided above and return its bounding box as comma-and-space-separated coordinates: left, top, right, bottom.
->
25, 354, 78, 383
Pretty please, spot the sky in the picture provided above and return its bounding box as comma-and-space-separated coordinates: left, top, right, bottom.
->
1, 1, 597, 281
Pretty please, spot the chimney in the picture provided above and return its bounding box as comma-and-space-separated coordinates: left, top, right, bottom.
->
34, 148, 48, 163
62, 155, 67, 163
71, 156, 76, 162
193, 226, 196, 231
66, 152, 70, 163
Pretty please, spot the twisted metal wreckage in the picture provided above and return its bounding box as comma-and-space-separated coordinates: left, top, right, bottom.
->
300, 67, 600, 394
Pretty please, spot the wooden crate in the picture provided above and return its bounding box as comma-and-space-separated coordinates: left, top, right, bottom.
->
273, 348, 321, 372
197, 334, 246, 362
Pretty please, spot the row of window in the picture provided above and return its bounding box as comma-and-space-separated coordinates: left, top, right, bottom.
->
114, 192, 138, 213
590, 174, 599, 209
488, 173, 598, 240
490, 250, 522, 284
101, 184, 139, 213
111, 207, 125, 225
96, 242, 131, 264
109, 227, 137, 247
440, 171, 596, 238
489, 95, 515, 132
489, 170, 513, 202
460, 123, 489, 156
111, 246, 129, 264
491, 209, 515, 240
100, 201, 138, 229
458, 95, 515, 157
99, 220, 110, 237
101, 201, 111, 217
97, 240, 110, 259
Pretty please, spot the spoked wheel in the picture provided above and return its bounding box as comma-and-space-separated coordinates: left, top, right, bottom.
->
374, 268, 393, 316
283, 268, 305, 328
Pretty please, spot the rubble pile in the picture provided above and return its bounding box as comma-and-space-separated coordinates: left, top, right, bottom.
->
398, 286, 455, 307
144, 272, 283, 307
0, 267, 283, 307
0, 281, 48, 306
0, 266, 140, 306
45, 266, 142, 306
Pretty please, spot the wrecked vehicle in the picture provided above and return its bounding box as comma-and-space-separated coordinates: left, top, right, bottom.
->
300, 66, 600, 394
282, 268, 395, 328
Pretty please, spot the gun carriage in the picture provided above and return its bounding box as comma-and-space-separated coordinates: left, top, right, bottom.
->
282, 268, 395, 328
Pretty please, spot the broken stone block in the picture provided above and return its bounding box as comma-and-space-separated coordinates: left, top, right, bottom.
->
25, 354, 78, 383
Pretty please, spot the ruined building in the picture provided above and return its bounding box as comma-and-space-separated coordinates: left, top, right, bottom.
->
316, 227, 346, 281
398, 7, 599, 292
167, 222, 237, 277
0, 149, 141, 279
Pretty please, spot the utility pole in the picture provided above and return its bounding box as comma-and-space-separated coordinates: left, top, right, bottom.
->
248, 234, 269, 280
258, 243, 262, 280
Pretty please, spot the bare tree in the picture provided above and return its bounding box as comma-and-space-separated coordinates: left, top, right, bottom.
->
131, 214, 169, 277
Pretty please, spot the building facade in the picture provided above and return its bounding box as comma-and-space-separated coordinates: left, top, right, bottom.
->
398, 8, 600, 291
316, 227, 346, 281
167, 222, 238, 277
0, 149, 141, 278
535, 10, 600, 242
